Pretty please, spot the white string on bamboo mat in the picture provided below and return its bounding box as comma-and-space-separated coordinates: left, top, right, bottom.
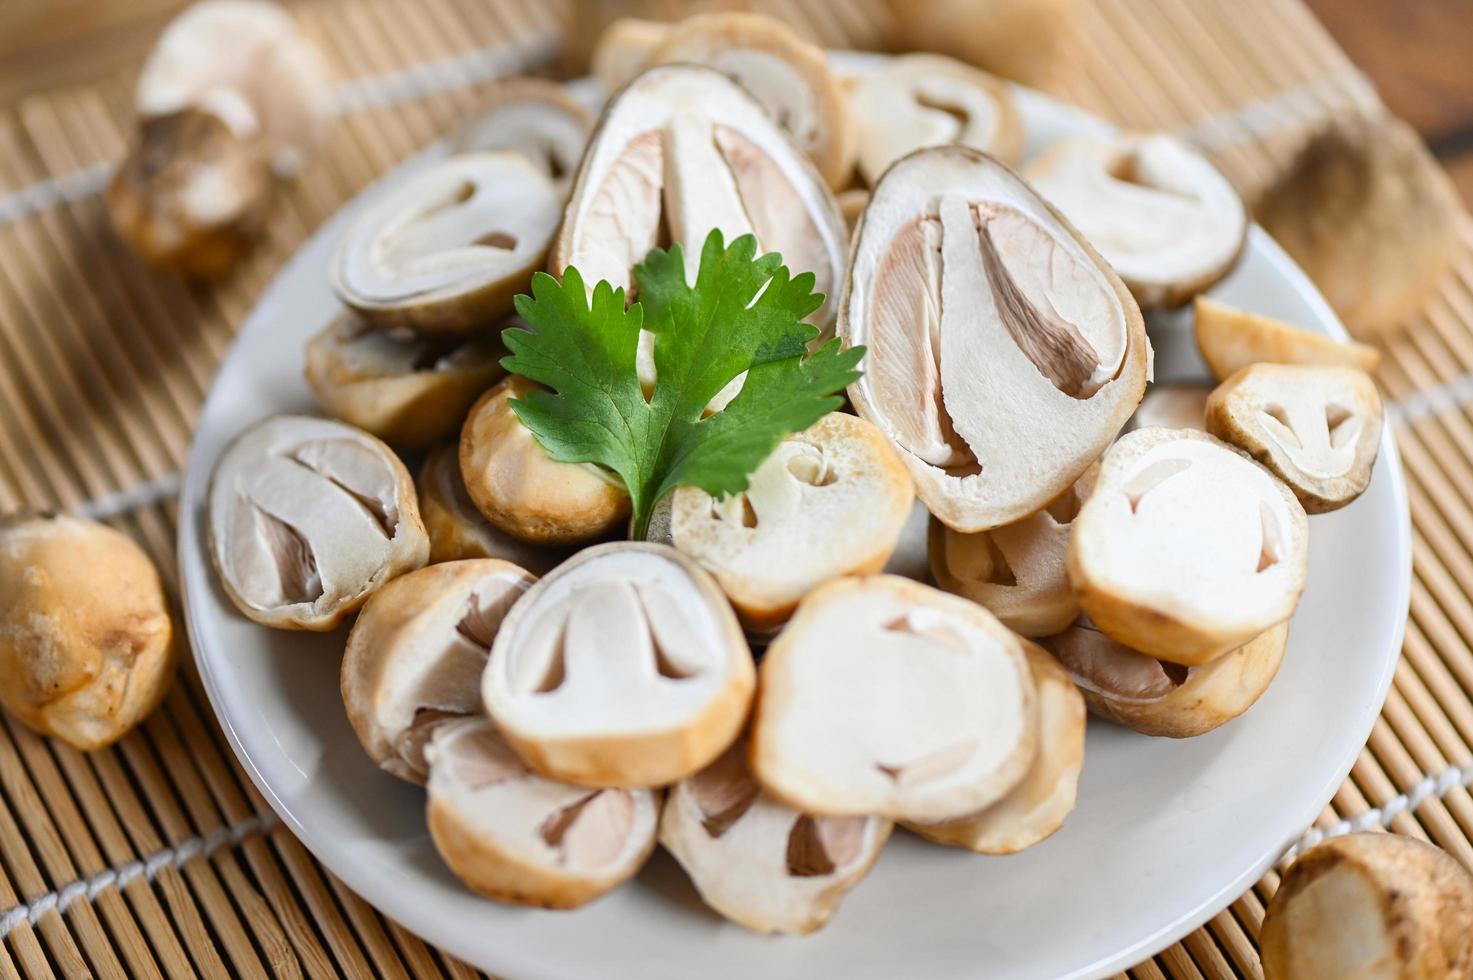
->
1178, 65, 1379, 152
73, 471, 183, 523
0, 810, 281, 938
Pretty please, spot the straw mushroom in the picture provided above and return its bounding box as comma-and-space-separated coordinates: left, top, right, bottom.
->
1025, 134, 1247, 308
928, 465, 1095, 637
425, 717, 659, 909
483, 542, 755, 788
341, 559, 535, 783
591, 18, 671, 91
303, 311, 504, 450
663, 413, 914, 633
1262, 833, 1473, 979
451, 79, 594, 196
840, 145, 1149, 532
1068, 427, 1308, 665
459, 377, 631, 546
1043, 618, 1288, 738
207, 415, 429, 630
0, 513, 176, 751
417, 447, 564, 573
331, 153, 562, 334
1206, 363, 1383, 514
1125, 381, 1211, 433
751, 575, 1037, 823
904, 641, 1084, 852
846, 54, 1024, 186
661, 741, 892, 934
1194, 296, 1381, 382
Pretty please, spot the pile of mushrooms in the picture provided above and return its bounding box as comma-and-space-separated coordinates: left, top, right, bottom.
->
196, 10, 1395, 935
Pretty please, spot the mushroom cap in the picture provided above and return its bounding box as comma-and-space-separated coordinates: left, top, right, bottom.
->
1193, 295, 1381, 382
1206, 363, 1383, 514
341, 559, 536, 783
590, 18, 671, 92
660, 740, 892, 934
1024, 134, 1247, 309
303, 311, 505, 450
840, 144, 1149, 532
928, 464, 1095, 637
847, 53, 1025, 186
416, 446, 566, 573
1043, 618, 1288, 738
1125, 381, 1211, 433
668, 413, 915, 632
904, 641, 1084, 853
207, 414, 429, 630
458, 376, 631, 547
483, 542, 756, 788
888, 0, 1076, 89
1262, 832, 1473, 979
0, 513, 176, 750
751, 574, 1038, 823
1067, 427, 1308, 665
425, 717, 659, 909
451, 78, 594, 196
331, 152, 562, 334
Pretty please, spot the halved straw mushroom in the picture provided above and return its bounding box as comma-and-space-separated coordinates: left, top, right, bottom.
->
425, 717, 659, 909
459, 377, 631, 547
591, 18, 671, 92
660, 740, 892, 934
303, 311, 504, 450
207, 415, 429, 630
840, 145, 1149, 533
1206, 363, 1383, 514
451, 79, 594, 196
1043, 618, 1288, 738
417, 447, 564, 573
1261, 833, 1473, 979
928, 465, 1095, 637
1194, 296, 1381, 382
751, 575, 1037, 823
904, 641, 1084, 853
663, 413, 914, 633
1067, 427, 1308, 665
331, 153, 562, 334
1124, 381, 1211, 433
483, 542, 755, 788
341, 559, 534, 783
1024, 134, 1247, 308
846, 54, 1024, 186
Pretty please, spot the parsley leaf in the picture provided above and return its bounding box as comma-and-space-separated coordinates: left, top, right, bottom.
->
503, 230, 864, 539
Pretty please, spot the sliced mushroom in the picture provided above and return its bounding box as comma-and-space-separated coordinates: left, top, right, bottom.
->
1125, 381, 1211, 433
425, 717, 659, 908
846, 54, 1024, 186
665, 413, 915, 633
483, 542, 755, 788
837, 188, 869, 234
1194, 296, 1381, 382
750, 575, 1037, 822
417, 446, 565, 573
660, 740, 891, 934
451, 79, 594, 196
207, 415, 429, 630
1263, 832, 1473, 979
1206, 363, 1382, 514
904, 641, 1084, 853
331, 153, 562, 334
1067, 427, 1308, 665
1025, 135, 1247, 308
591, 18, 671, 92
303, 311, 504, 450
840, 145, 1149, 532
0, 513, 176, 751
459, 377, 631, 546
888, 0, 1077, 88
1043, 618, 1288, 738
928, 464, 1095, 637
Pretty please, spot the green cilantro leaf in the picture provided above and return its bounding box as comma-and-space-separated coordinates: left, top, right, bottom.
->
502, 230, 864, 539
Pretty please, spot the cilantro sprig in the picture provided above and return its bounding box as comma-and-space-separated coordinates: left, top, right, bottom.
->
502, 230, 864, 539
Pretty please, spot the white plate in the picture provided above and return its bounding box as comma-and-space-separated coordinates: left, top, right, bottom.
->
179, 90, 1411, 980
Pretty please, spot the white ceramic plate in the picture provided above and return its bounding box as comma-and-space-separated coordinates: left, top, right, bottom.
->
180, 89, 1411, 980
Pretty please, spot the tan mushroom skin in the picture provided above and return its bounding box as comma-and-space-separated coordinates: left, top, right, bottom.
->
1193, 296, 1380, 382
417, 446, 565, 573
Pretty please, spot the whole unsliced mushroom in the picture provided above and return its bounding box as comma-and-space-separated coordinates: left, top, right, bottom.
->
660, 740, 892, 934
840, 145, 1149, 532
207, 415, 429, 630
1262, 833, 1473, 979
483, 542, 756, 788
341, 559, 535, 783
451, 78, 594, 196
1125, 381, 1211, 433
417, 446, 565, 573
425, 717, 659, 909
887, 0, 1077, 88
1194, 296, 1381, 382
751, 575, 1037, 823
0, 513, 176, 750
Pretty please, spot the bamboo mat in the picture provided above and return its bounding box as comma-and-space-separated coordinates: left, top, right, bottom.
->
0, 0, 1467, 976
